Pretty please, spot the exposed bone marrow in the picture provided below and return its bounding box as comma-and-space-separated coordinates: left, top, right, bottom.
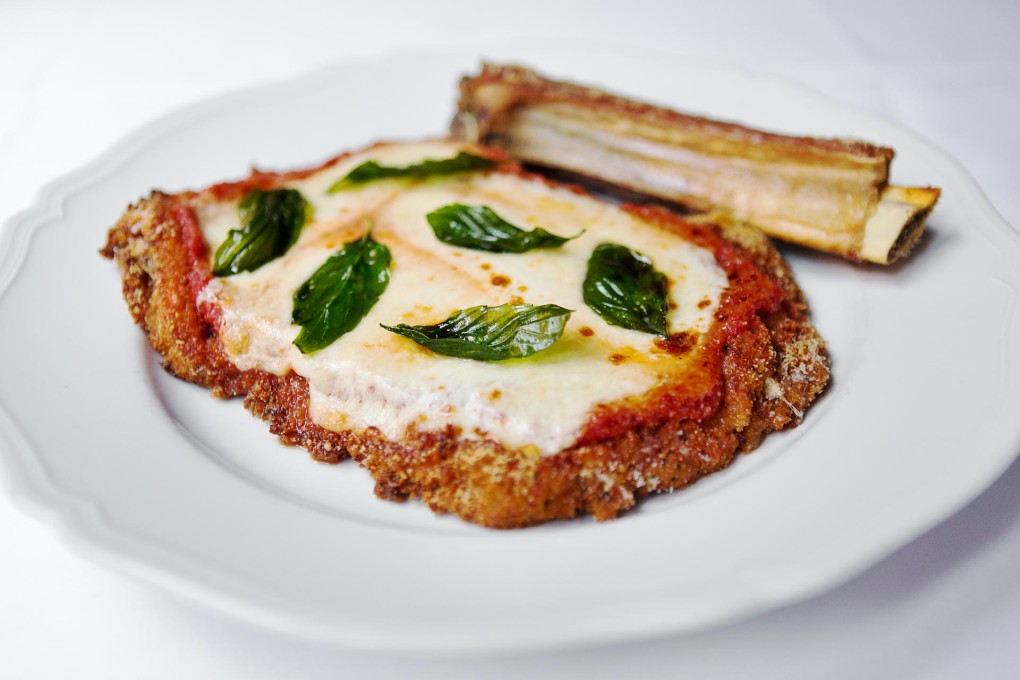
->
452, 64, 940, 265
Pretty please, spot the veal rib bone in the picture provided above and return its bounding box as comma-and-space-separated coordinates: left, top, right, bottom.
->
451, 64, 940, 264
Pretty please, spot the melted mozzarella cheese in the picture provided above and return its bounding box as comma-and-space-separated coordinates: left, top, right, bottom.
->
198, 141, 729, 454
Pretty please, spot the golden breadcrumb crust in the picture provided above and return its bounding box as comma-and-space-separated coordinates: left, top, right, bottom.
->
101, 148, 828, 528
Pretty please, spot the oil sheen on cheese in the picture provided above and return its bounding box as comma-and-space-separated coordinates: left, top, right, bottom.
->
197, 141, 729, 455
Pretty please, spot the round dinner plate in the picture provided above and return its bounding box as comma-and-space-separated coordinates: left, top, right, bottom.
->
1, 46, 1018, 653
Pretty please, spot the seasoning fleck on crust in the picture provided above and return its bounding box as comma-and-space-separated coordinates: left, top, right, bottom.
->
101, 142, 828, 528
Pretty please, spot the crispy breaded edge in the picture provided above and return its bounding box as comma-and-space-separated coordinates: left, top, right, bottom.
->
101, 184, 828, 529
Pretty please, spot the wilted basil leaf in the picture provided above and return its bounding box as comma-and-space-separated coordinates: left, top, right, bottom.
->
381, 303, 572, 361
326, 152, 496, 193
212, 188, 309, 276
583, 243, 669, 337
426, 204, 582, 253
292, 232, 391, 354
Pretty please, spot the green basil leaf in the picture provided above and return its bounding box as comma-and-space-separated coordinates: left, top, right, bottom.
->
381, 303, 572, 361
326, 151, 496, 193
292, 232, 391, 354
583, 243, 669, 337
426, 204, 583, 253
212, 188, 309, 276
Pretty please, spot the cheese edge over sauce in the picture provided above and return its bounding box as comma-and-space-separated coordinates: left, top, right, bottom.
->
197, 141, 729, 455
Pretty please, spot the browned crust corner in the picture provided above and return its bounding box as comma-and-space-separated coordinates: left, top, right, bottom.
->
101, 193, 257, 398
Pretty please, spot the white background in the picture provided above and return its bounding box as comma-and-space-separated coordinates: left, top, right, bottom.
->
2, 1, 1019, 677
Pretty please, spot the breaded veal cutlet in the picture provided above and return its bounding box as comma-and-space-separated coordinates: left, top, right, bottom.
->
101, 139, 829, 528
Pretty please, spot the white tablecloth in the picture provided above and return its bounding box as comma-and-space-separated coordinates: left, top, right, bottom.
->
2, 1, 1019, 677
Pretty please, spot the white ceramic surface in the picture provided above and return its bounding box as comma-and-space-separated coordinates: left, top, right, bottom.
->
1, 47, 1018, 653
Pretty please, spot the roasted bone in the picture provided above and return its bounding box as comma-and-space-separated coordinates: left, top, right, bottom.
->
452, 64, 940, 264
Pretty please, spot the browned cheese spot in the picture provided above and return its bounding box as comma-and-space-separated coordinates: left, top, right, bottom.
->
654, 332, 697, 356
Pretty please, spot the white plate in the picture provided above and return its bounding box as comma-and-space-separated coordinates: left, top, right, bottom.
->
1, 46, 1019, 654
